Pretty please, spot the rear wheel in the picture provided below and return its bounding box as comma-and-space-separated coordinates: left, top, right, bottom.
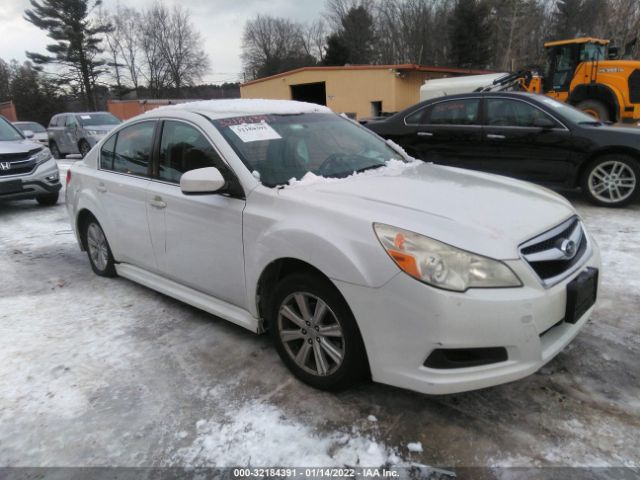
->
79, 140, 91, 158
576, 99, 610, 122
36, 192, 59, 206
269, 273, 368, 391
83, 219, 117, 277
581, 154, 639, 207
50, 142, 62, 160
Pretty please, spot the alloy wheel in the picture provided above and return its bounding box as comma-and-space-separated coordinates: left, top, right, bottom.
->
87, 223, 109, 271
587, 160, 637, 204
277, 292, 345, 377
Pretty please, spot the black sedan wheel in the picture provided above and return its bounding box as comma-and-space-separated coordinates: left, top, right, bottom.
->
269, 273, 368, 391
582, 154, 639, 207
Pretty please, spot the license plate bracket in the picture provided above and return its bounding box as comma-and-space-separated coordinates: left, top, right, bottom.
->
565, 267, 598, 324
0, 180, 23, 194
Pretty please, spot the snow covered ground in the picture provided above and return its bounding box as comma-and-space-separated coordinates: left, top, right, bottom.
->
0, 162, 638, 475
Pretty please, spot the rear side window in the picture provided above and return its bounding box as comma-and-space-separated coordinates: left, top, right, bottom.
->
157, 121, 225, 183
405, 107, 428, 125
427, 99, 480, 125
100, 121, 155, 177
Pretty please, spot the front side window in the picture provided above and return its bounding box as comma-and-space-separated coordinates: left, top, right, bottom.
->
158, 121, 224, 183
427, 99, 480, 125
100, 121, 155, 177
212, 113, 404, 187
486, 99, 558, 127
66, 116, 78, 128
0, 117, 24, 141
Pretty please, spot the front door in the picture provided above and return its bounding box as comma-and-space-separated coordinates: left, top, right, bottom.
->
146, 120, 246, 308
481, 97, 574, 185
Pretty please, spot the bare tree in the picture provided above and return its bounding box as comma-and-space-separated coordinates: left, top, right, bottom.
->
302, 20, 328, 63
242, 15, 315, 79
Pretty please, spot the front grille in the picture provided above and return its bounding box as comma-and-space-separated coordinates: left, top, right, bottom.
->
0, 148, 41, 162
520, 216, 589, 286
0, 158, 37, 177
629, 69, 640, 104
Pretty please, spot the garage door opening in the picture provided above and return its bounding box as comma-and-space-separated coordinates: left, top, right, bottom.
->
290, 82, 327, 106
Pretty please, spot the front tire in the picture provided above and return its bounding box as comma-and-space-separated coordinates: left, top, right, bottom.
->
581, 154, 639, 207
36, 192, 59, 206
576, 99, 610, 122
83, 219, 117, 277
79, 140, 91, 158
269, 273, 368, 391
49, 142, 62, 160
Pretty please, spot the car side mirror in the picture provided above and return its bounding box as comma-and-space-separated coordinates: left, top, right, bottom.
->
180, 167, 226, 194
533, 117, 556, 129
23, 130, 35, 139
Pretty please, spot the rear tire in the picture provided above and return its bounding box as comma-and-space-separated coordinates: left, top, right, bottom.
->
36, 192, 59, 206
49, 142, 62, 160
581, 154, 639, 207
79, 140, 91, 158
83, 218, 117, 277
576, 99, 611, 122
268, 272, 368, 391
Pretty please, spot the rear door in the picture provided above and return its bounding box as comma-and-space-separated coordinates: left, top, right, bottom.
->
407, 97, 485, 168
481, 97, 574, 184
145, 119, 247, 307
96, 121, 158, 271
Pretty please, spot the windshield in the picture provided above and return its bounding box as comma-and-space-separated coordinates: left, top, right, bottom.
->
581, 43, 606, 62
213, 113, 404, 187
0, 117, 24, 141
14, 122, 46, 133
537, 97, 605, 124
78, 113, 121, 126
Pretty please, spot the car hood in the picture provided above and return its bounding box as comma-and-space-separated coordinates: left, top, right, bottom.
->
0, 139, 43, 154
279, 162, 576, 259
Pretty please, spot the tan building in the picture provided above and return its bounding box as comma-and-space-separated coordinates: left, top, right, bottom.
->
240, 64, 489, 120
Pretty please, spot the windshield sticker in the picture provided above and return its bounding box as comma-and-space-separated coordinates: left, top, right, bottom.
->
81, 115, 92, 119
229, 122, 282, 143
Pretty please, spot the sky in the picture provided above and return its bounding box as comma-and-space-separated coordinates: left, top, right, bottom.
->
0, 0, 326, 84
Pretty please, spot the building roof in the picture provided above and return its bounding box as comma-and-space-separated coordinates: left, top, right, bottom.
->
544, 37, 610, 48
241, 64, 493, 87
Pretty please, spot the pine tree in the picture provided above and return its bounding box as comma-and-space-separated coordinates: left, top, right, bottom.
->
449, 0, 493, 69
24, 0, 111, 110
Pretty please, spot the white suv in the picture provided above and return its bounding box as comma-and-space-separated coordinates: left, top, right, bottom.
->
65, 100, 601, 394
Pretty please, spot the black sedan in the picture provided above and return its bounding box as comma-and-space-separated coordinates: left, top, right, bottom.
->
365, 92, 640, 207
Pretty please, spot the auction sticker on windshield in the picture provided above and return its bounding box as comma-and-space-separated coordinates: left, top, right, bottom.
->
229, 122, 282, 143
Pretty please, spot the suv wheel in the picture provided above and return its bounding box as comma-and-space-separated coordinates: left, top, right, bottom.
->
36, 192, 59, 206
83, 219, 117, 277
79, 140, 91, 158
581, 154, 639, 207
269, 273, 368, 391
50, 142, 62, 160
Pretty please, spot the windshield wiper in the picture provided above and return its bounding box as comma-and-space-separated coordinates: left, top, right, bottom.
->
354, 164, 385, 174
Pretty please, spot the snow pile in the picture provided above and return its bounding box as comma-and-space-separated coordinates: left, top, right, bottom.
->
172, 401, 402, 467
151, 99, 332, 116
407, 442, 423, 453
286, 159, 421, 188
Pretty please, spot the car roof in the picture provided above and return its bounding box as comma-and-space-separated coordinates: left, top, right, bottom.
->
142, 99, 332, 120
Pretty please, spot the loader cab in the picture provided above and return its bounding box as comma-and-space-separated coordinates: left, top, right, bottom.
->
544, 38, 609, 92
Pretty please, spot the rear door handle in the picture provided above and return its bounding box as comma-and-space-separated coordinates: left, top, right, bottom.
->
97, 183, 107, 193
150, 196, 167, 209
486, 134, 506, 140
417, 131, 434, 137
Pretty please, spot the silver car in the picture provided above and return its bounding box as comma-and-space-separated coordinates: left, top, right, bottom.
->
48, 112, 121, 159
12, 121, 49, 146
0, 115, 61, 206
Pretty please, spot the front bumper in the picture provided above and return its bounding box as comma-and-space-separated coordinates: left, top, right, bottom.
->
0, 158, 61, 201
335, 241, 601, 395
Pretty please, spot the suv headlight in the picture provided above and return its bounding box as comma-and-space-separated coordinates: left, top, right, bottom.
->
374, 223, 522, 292
33, 148, 52, 165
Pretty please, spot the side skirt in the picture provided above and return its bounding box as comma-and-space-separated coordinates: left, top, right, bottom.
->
116, 263, 260, 333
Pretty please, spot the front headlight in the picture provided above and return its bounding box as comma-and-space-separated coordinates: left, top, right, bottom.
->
374, 223, 522, 292
33, 148, 52, 165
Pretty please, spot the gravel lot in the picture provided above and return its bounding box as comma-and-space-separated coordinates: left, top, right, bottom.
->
1, 160, 638, 477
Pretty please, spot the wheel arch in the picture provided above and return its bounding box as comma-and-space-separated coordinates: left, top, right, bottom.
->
569, 83, 622, 121
576, 147, 640, 187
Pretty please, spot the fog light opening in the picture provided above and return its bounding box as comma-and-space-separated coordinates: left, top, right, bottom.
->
424, 347, 508, 369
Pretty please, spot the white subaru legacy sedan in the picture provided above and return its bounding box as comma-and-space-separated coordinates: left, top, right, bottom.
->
65, 99, 601, 394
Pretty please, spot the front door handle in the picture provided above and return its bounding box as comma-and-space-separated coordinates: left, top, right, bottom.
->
487, 134, 506, 140
417, 131, 434, 137
150, 196, 167, 209
97, 183, 107, 193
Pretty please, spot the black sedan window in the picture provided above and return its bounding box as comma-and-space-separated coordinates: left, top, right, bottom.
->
486, 99, 556, 127
428, 99, 480, 125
